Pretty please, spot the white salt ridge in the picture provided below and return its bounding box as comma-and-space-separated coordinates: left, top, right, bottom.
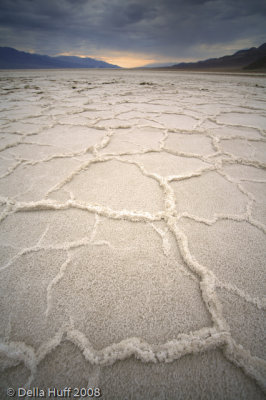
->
0, 70, 265, 397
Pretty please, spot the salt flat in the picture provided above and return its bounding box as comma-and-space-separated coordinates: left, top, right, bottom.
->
0, 69, 265, 399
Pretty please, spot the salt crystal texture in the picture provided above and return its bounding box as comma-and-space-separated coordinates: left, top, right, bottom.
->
0, 69, 265, 399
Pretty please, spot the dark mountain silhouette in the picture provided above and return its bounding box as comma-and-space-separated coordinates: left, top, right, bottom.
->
0, 47, 120, 69
244, 55, 266, 70
169, 43, 266, 71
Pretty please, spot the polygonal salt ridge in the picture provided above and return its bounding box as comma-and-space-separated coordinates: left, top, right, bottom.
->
171, 170, 249, 221
54, 114, 96, 126
73, 109, 115, 121
218, 153, 266, 171
122, 102, 183, 114
2, 328, 223, 373
119, 151, 213, 181
0, 209, 96, 250
113, 110, 155, 120
2, 121, 46, 135
93, 117, 159, 130
216, 112, 266, 131
0, 158, 23, 180
98, 126, 165, 154
90, 217, 196, 286
179, 218, 266, 299
0, 353, 31, 398
99, 350, 266, 400
1, 197, 164, 225
28, 125, 106, 153
154, 113, 199, 131
219, 137, 257, 159
221, 161, 266, 184
205, 125, 264, 140
0, 157, 81, 202
217, 288, 266, 360
0, 136, 25, 153
164, 131, 216, 157
249, 140, 266, 163
0, 125, 58, 155
0, 248, 82, 349
31, 340, 94, 388
216, 280, 266, 310
3, 143, 92, 166
1, 325, 265, 393
240, 181, 266, 226
45, 157, 168, 215
41, 105, 85, 117
0, 106, 42, 121
167, 219, 266, 391
47, 236, 211, 348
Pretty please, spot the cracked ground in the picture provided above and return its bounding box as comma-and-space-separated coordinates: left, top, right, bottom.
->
0, 69, 266, 399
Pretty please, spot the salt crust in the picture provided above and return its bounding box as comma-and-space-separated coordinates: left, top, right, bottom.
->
179, 219, 266, 298
217, 289, 266, 361
0, 70, 265, 398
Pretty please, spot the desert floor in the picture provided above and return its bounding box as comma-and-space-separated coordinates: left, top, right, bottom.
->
0, 70, 265, 399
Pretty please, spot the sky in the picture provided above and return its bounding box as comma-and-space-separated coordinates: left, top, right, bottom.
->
0, 0, 265, 68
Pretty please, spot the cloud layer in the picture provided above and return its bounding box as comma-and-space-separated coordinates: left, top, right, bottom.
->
0, 0, 265, 66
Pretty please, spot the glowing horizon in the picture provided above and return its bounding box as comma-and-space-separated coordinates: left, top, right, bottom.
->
56, 51, 158, 68
55, 51, 190, 68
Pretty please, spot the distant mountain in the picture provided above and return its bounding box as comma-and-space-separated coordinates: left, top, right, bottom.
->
169, 43, 266, 71
0, 47, 120, 69
243, 54, 266, 70
54, 55, 119, 68
142, 61, 178, 68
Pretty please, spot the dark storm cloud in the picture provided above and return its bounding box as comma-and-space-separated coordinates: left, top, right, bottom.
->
0, 0, 265, 60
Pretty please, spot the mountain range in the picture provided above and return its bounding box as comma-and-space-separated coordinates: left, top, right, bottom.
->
1, 44, 266, 70
0, 47, 120, 69
168, 43, 266, 71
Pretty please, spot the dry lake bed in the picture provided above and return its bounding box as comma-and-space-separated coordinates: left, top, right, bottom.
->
0, 69, 266, 399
